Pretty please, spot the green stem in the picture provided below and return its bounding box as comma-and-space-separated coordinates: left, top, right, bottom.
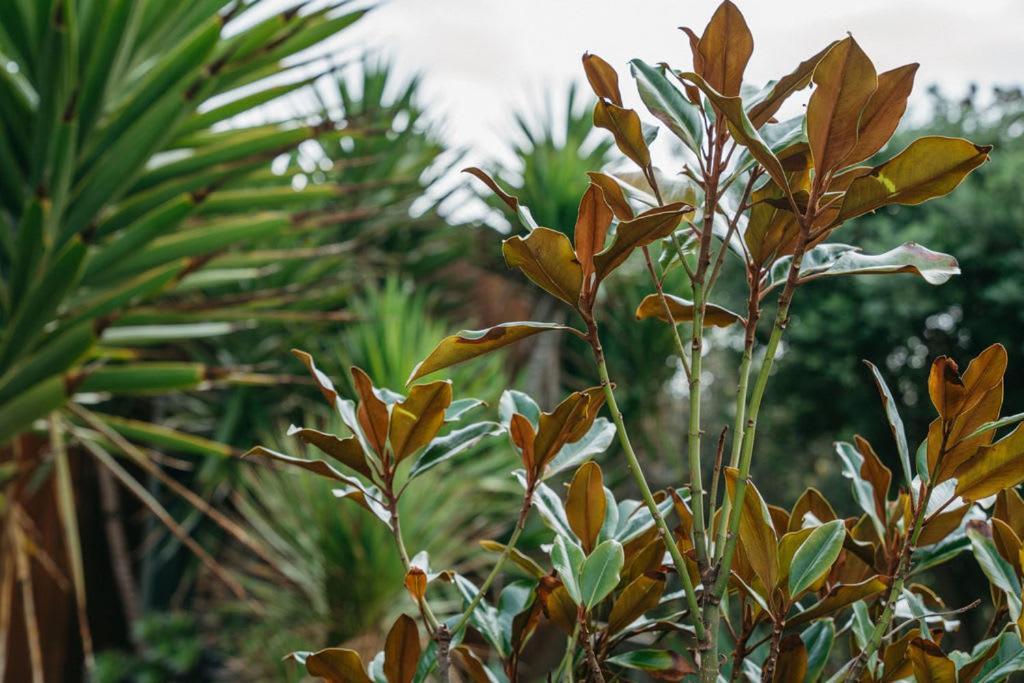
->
687, 280, 710, 567
390, 510, 441, 632
844, 484, 932, 681
712, 342, 753, 563
556, 621, 581, 682
593, 346, 707, 642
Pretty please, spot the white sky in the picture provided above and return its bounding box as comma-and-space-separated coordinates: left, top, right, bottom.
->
339, 0, 1023, 168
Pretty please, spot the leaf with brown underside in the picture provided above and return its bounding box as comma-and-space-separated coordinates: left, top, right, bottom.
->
292, 349, 342, 409
787, 575, 888, 626
916, 505, 968, 546
908, 638, 956, 683
607, 572, 666, 635
634, 293, 743, 328
404, 567, 427, 601
854, 435, 891, 522
835, 136, 991, 224
748, 40, 841, 127
351, 366, 389, 457
996, 488, 1024, 538
287, 425, 371, 478
594, 100, 651, 169
696, 0, 753, 97
954, 421, 1024, 501
725, 467, 778, 591
680, 27, 705, 74
574, 184, 614, 287
594, 203, 691, 281
534, 392, 592, 471
928, 356, 965, 421
567, 386, 607, 443
452, 646, 494, 683
383, 614, 421, 683
566, 461, 606, 553
582, 52, 622, 106
503, 227, 584, 307
303, 648, 373, 683
408, 322, 571, 383
806, 36, 878, 177
510, 412, 537, 474
773, 634, 808, 683
991, 518, 1023, 575
586, 172, 634, 221
245, 446, 363, 486
788, 487, 837, 532
462, 167, 536, 229
844, 63, 918, 166
390, 381, 453, 463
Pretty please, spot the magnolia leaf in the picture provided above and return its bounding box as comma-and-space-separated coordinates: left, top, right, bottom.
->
499, 390, 541, 431
551, 535, 585, 604
725, 467, 779, 590
965, 412, 1024, 442
835, 442, 885, 538
806, 36, 878, 176
967, 523, 1022, 618
292, 349, 344, 412
955, 422, 1024, 501
802, 620, 835, 683
286, 425, 371, 478
409, 322, 571, 383
480, 539, 545, 578
865, 361, 914, 487
605, 649, 695, 678
845, 63, 918, 166
630, 59, 703, 152
775, 634, 809, 683
582, 52, 622, 106
574, 184, 614, 290
523, 477, 574, 539
579, 539, 625, 608
511, 413, 538, 473
245, 445, 360, 486
788, 520, 846, 597
799, 242, 960, 286
586, 172, 634, 221
836, 136, 991, 223
566, 462, 606, 553
384, 615, 421, 683
788, 575, 888, 627
404, 567, 427, 601
607, 573, 666, 635
408, 422, 503, 479
351, 366, 389, 457
696, 0, 753, 97
332, 484, 392, 526
451, 646, 499, 683
534, 391, 597, 472
503, 227, 583, 307
634, 293, 743, 327
747, 41, 841, 127
908, 638, 956, 683
445, 398, 485, 422
390, 381, 452, 462
593, 100, 651, 169
614, 496, 675, 544
462, 167, 537, 230
593, 203, 691, 281
301, 648, 372, 683
545, 418, 615, 479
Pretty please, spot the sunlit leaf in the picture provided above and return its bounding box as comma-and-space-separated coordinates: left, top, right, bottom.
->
300, 648, 372, 683
695, 0, 753, 97
789, 519, 845, 597
390, 381, 452, 462
503, 227, 584, 307
634, 293, 743, 327
630, 59, 703, 152
582, 52, 622, 106
593, 100, 651, 169
594, 203, 691, 281
408, 421, 503, 479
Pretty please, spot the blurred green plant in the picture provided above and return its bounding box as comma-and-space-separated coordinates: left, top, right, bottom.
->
95, 612, 204, 683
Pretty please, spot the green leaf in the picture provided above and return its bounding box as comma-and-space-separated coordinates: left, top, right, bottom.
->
409, 322, 572, 383
408, 422, 503, 479
545, 418, 616, 479
579, 539, 624, 608
800, 242, 960, 286
498, 390, 541, 431
551, 535, 585, 604
788, 519, 846, 597
967, 524, 1023, 619
864, 361, 913, 487
445, 399, 485, 422
802, 620, 835, 683
629, 59, 702, 152
606, 649, 691, 676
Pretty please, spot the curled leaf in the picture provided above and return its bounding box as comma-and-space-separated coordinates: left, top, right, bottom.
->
634, 293, 743, 327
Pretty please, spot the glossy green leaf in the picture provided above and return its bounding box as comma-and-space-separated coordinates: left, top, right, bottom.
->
551, 535, 585, 604
579, 539, 624, 608
788, 520, 846, 596
630, 59, 702, 152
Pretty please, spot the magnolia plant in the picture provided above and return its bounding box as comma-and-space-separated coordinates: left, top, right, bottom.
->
252, 3, 1024, 681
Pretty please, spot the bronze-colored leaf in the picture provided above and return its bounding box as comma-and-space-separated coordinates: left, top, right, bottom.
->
854, 435, 891, 522
510, 412, 537, 474
287, 426, 371, 478
594, 203, 691, 281
624, 536, 666, 583
292, 349, 342, 409
566, 461, 606, 553
996, 488, 1024, 538
696, 0, 753, 97
607, 572, 666, 635
772, 634, 808, 683
503, 227, 583, 307
835, 136, 991, 224
305, 648, 373, 683
806, 36, 878, 176
582, 52, 622, 106
748, 41, 841, 127
916, 505, 968, 546
991, 518, 1023, 576
634, 293, 743, 328
844, 63, 918, 166
351, 366, 389, 457
788, 575, 888, 626
389, 380, 453, 462
543, 583, 578, 633
480, 539, 546, 578
928, 356, 965, 421
383, 614, 421, 683
586, 172, 634, 221
462, 167, 533, 227
954, 421, 1024, 501
408, 322, 570, 383
245, 446, 361, 486
574, 184, 614, 287
594, 100, 651, 169
788, 488, 837, 532
534, 392, 592, 470
908, 638, 956, 683
777, 527, 814, 592
403, 567, 427, 601
725, 467, 778, 590
452, 646, 494, 683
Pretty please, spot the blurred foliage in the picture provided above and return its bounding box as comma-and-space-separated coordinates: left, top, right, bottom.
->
95, 612, 203, 683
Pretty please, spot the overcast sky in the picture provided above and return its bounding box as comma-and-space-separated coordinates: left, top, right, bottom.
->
337, 0, 1023, 169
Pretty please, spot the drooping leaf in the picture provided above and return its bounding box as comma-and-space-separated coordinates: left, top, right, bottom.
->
566, 462, 606, 553
747, 41, 841, 127
774, 634, 809, 683
408, 322, 571, 383
579, 539, 625, 608
835, 136, 992, 224
606, 649, 695, 679
801, 620, 835, 683
593, 203, 691, 281
462, 166, 537, 230
955, 422, 1024, 501
351, 366, 389, 457
286, 425, 371, 478
798, 242, 960, 286
908, 638, 956, 683
586, 172, 634, 221
408, 421, 503, 479
389, 381, 453, 462
502, 227, 584, 307
630, 59, 703, 152
789, 519, 846, 597
634, 293, 743, 327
